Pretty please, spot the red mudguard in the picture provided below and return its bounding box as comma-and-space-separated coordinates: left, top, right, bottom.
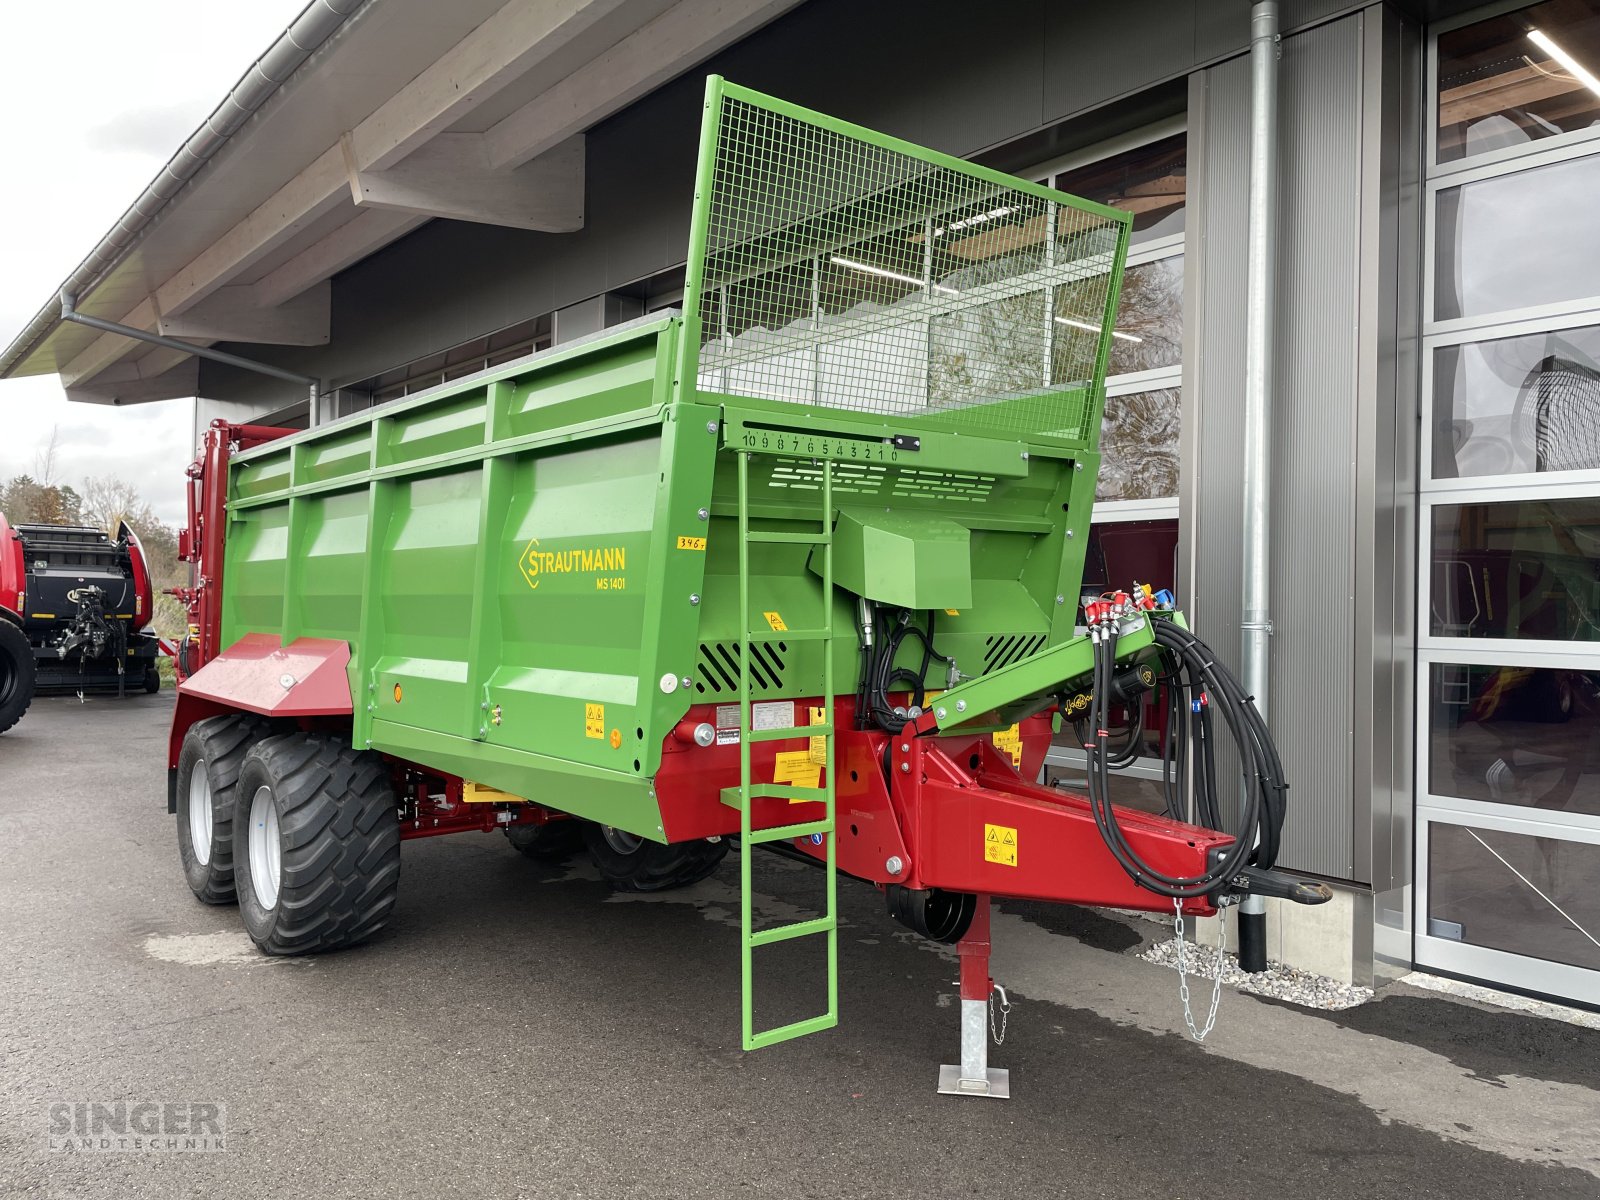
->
168, 634, 353, 770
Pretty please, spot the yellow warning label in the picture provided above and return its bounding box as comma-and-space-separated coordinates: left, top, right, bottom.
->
808, 705, 828, 765
584, 703, 605, 739
763, 611, 788, 632
984, 823, 1019, 867
676, 535, 707, 551
609, 728, 622, 749
774, 750, 821, 792
944, 608, 961, 616
992, 723, 1023, 769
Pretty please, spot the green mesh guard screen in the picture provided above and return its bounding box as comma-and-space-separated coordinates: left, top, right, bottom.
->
683, 79, 1130, 440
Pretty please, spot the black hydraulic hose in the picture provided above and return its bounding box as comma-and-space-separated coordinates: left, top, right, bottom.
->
859, 604, 947, 732
1156, 620, 1287, 866
1082, 617, 1288, 898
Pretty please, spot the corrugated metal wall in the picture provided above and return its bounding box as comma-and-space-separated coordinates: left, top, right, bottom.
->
1189, 15, 1366, 880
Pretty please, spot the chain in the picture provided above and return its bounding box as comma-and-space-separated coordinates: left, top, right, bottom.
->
1172, 897, 1227, 1043
989, 983, 1010, 1045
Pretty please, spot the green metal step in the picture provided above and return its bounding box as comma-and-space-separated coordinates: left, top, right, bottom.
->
746, 817, 831, 845
744, 530, 832, 545
748, 722, 833, 743
720, 784, 827, 808
747, 1012, 839, 1051
749, 916, 836, 947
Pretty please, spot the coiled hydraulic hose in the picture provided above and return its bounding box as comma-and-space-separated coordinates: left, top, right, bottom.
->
1082, 617, 1288, 899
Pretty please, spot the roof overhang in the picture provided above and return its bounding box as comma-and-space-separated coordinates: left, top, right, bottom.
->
1, 0, 803, 404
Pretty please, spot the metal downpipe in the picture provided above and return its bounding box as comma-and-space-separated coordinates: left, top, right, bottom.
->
59, 293, 320, 411
1238, 0, 1280, 972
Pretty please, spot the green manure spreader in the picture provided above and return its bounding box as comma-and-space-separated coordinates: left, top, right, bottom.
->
168, 77, 1326, 1097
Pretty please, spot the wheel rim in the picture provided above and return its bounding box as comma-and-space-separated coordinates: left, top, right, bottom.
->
247, 785, 282, 910
600, 825, 643, 855
188, 766, 214, 866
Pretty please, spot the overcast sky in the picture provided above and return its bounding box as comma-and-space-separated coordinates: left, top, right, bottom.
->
0, 1, 311, 525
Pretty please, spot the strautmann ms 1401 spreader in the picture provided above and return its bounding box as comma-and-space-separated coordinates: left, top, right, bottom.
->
167, 77, 1328, 1097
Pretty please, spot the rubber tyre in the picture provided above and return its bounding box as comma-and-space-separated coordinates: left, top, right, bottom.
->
143, 665, 161, 694
582, 823, 727, 892
175, 714, 267, 904
505, 820, 585, 862
0, 620, 36, 735
233, 733, 401, 955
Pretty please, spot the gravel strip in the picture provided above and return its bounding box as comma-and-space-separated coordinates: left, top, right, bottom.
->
1141, 937, 1375, 1011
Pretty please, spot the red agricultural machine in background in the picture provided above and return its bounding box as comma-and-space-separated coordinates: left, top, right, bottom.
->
0, 512, 163, 734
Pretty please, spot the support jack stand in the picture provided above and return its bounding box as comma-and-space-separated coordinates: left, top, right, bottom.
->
937, 895, 1010, 1099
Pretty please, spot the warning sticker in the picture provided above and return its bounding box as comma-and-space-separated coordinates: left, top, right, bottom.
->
584, 703, 605, 739
676, 535, 707, 551
763, 610, 788, 632
808, 705, 828, 765
774, 750, 822, 792
984, 823, 1019, 867
714, 703, 741, 745
992, 723, 1023, 769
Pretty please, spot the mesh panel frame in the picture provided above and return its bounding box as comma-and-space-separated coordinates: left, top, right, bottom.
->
681, 80, 1130, 441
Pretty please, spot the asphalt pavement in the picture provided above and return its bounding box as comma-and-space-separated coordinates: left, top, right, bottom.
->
3, 692, 1598, 1199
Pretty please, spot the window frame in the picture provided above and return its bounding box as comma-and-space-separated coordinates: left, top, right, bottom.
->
1427, 0, 1600, 176
1417, 0, 1600, 1005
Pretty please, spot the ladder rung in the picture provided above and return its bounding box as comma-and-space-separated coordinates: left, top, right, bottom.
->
720, 785, 830, 809
749, 915, 835, 948
747, 817, 832, 845
747, 1011, 838, 1051
745, 531, 832, 545
747, 627, 831, 642
749, 722, 834, 743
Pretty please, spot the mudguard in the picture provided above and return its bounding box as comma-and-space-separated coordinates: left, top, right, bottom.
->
168, 635, 354, 805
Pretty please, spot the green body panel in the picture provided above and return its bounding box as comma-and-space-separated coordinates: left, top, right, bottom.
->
219, 78, 1131, 854
826, 509, 972, 610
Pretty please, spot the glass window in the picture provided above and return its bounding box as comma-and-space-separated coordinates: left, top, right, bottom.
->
1432, 324, 1600, 477
1107, 257, 1184, 376
1055, 133, 1187, 246
1428, 822, 1600, 970
1430, 497, 1600, 641
1428, 662, 1600, 813
1097, 389, 1180, 502
1435, 152, 1600, 321
1437, 2, 1600, 164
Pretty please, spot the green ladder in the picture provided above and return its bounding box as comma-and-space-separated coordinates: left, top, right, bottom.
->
720, 450, 839, 1050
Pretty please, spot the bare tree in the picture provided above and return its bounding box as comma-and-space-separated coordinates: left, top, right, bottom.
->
80, 476, 146, 535
32, 426, 61, 486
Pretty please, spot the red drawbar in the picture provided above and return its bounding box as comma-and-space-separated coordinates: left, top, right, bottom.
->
654, 696, 1228, 918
